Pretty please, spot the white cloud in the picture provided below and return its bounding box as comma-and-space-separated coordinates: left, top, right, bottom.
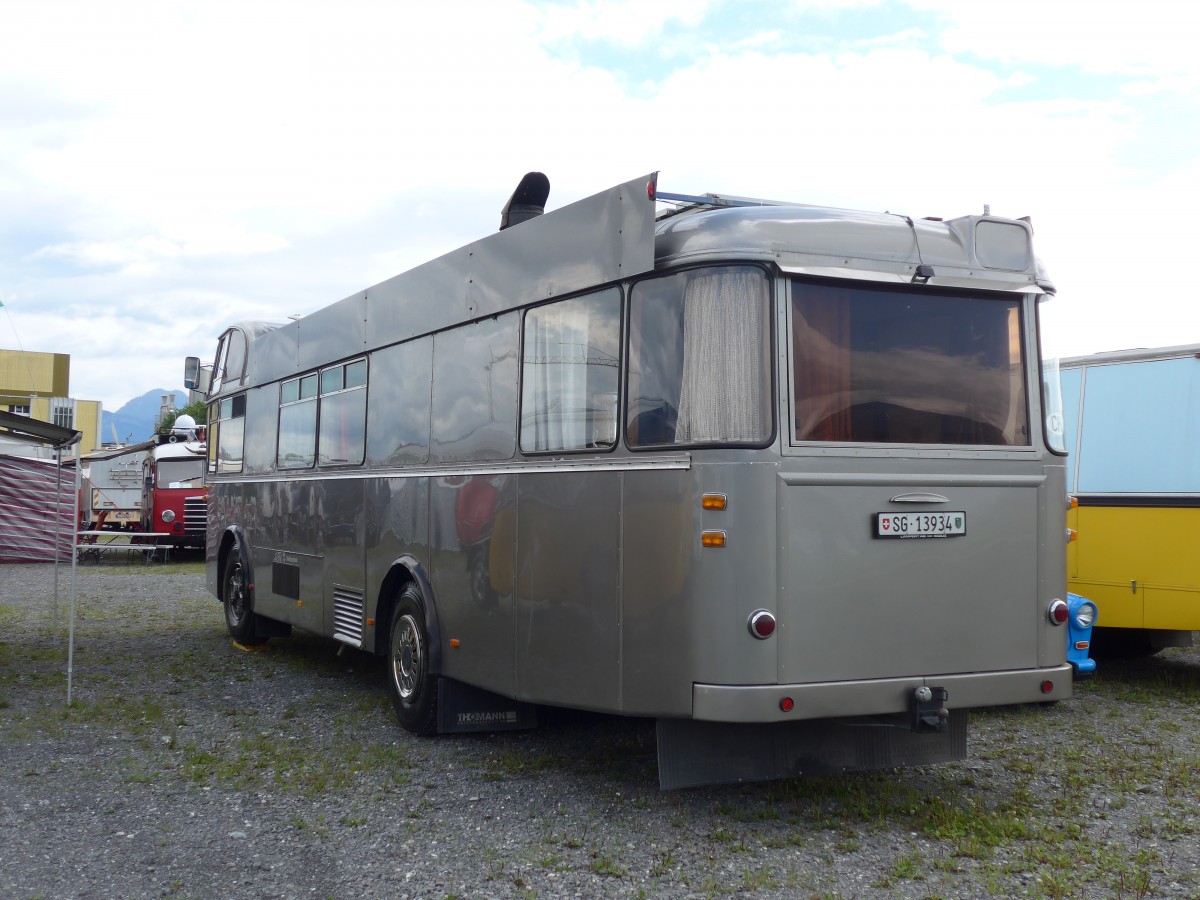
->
0, 0, 1197, 409
537, 0, 712, 47
913, 0, 1200, 86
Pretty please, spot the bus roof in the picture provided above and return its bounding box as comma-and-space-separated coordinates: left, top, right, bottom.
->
654, 202, 1049, 293
1060, 344, 1200, 368
228, 172, 1054, 393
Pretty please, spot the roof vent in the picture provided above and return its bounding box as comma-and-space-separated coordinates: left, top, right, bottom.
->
499, 172, 550, 230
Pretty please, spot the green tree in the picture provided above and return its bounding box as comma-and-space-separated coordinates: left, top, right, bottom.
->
156, 399, 208, 434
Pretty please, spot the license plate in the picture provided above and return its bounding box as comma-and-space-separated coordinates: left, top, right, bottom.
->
875, 511, 966, 539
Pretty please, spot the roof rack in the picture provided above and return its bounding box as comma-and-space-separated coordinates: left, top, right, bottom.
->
654, 189, 798, 221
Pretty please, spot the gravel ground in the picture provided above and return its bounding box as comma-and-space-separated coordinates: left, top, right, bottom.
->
1, 560, 1198, 899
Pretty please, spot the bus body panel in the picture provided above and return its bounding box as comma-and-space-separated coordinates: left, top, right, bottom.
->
248, 174, 659, 389
1068, 505, 1200, 630
366, 475, 431, 631
617, 466, 697, 716
321, 478, 367, 645
776, 470, 1042, 683
618, 459, 781, 717
429, 473, 517, 696
255, 480, 326, 634
514, 470, 621, 710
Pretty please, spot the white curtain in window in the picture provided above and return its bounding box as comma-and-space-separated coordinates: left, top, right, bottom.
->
676, 270, 767, 443
526, 306, 590, 451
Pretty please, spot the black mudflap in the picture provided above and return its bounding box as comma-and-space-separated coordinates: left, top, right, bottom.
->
436, 678, 538, 734
656, 710, 968, 790
253, 616, 292, 638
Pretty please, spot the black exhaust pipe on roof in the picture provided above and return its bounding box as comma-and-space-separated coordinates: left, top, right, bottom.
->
499, 172, 550, 230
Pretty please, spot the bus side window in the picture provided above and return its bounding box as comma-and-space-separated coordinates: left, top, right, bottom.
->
520, 288, 620, 453
278, 374, 317, 469
318, 358, 367, 466
211, 327, 249, 395
215, 394, 247, 474
627, 266, 770, 448
367, 337, 432, 466
207, 403, 219, 474
431, 314, 519, 463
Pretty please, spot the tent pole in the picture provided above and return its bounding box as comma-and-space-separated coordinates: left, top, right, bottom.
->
67, 440, 81, 705
53, 449, 62, 616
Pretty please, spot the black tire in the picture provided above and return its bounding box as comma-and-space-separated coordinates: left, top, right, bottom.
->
222, 552, 264, 645
387, 584, 439, 735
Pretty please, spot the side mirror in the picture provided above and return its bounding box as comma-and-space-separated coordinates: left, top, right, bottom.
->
184, 357, 201, 390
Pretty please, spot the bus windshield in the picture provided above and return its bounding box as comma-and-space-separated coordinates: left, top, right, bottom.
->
791, 280, 1028, 445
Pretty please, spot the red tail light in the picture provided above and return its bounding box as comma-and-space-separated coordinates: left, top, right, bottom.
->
1048, 599, 1069, 625
748, 610, 776, 639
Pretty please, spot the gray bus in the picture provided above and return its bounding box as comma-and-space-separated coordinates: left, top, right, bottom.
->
195, 172, 1073, 788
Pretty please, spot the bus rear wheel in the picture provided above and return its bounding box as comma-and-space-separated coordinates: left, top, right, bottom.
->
388, 585, 439, 735
222, 554, 264, 645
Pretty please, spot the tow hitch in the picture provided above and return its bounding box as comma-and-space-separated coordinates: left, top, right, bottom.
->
911, 685, 950, 733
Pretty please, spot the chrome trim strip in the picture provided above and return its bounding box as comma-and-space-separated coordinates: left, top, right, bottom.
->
252, 547, 322, 560
212, 454, 692, 485
780, 472, 1046, 488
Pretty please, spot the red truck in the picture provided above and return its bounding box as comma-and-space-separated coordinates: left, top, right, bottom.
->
140, 415, 207, 550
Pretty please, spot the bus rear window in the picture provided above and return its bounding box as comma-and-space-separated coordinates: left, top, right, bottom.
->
791, 281, 1028, 446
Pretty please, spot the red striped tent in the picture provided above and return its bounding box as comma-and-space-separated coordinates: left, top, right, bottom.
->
0, 453, 78, 563
0, 410, 81, 564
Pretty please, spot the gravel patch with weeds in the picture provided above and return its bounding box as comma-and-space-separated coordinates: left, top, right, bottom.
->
1, 561, 1198, 899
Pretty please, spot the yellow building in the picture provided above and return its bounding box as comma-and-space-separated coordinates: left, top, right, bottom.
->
0, 348, 103, 453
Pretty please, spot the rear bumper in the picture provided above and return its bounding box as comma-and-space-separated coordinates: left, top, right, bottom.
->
693, 664, 1073, 723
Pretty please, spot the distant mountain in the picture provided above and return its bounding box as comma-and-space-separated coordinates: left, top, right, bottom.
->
101, 389, 188, 445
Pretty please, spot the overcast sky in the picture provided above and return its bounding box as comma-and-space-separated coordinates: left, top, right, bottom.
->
2, 0, 1197, 412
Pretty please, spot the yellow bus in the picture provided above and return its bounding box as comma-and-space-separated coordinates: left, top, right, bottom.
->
1061, 345, 1200, 653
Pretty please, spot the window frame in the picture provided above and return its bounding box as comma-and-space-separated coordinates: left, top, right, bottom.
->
786, 276, 1033, 450
518, 287, 624, 456
210, 392, 247, 474
624, 264, 776, 452
317, 357, 368, 468
277, 373, 318, 470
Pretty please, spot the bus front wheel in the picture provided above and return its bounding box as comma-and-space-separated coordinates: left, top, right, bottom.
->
222, 554, 264, 645
388, 585, 439, 735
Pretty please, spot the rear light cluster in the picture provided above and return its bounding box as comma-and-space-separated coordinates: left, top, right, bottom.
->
701, 493, 728, 549
1047, 598, 1069, 625
703, 491, 780, 643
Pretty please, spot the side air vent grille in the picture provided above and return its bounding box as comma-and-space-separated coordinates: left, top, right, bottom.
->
333, 586, 364, 648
